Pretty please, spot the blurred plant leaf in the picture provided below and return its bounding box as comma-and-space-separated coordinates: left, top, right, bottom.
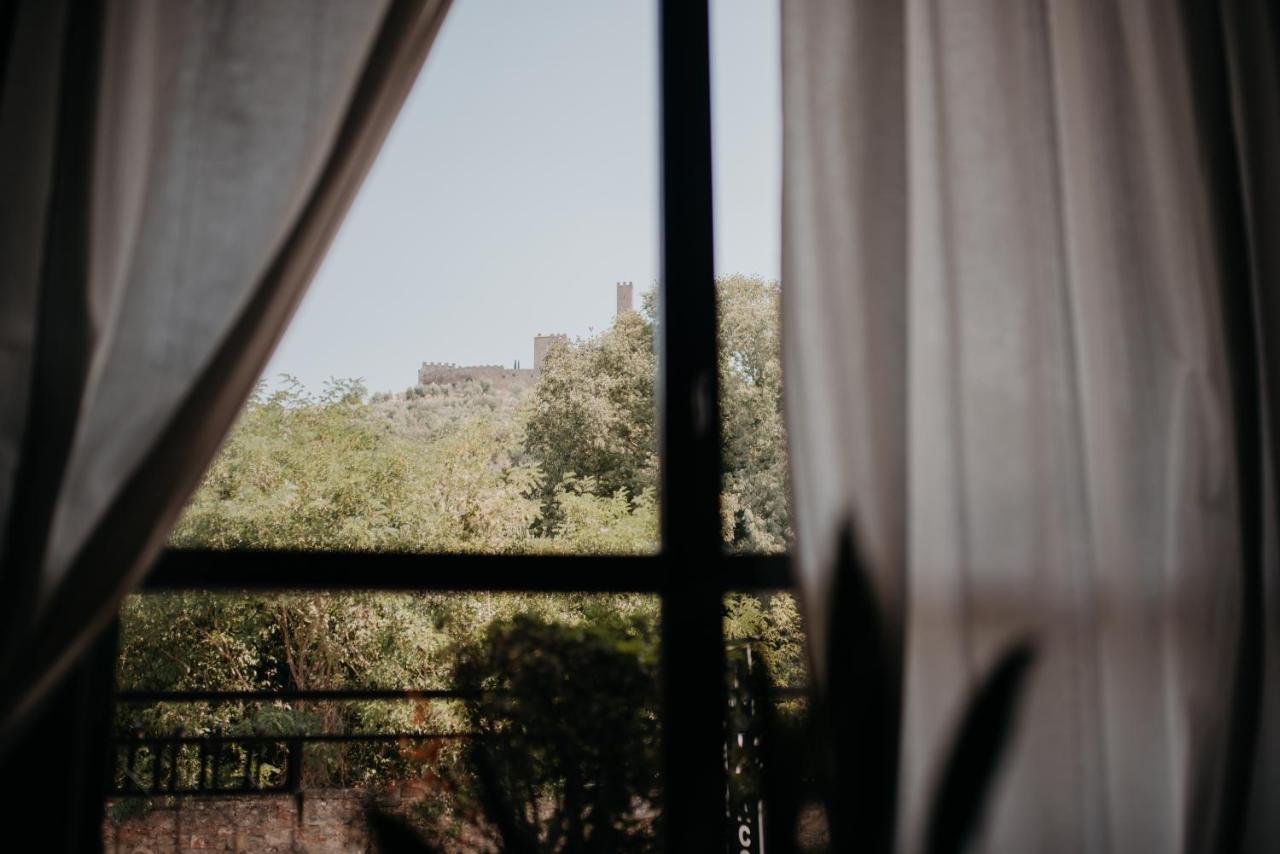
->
923, 637, 1035, 854
470, 746, 540, 854
365, 808, 439, 853
823, 522, 899, 854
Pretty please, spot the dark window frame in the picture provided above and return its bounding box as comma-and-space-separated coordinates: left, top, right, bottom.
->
129, 2, 791, 848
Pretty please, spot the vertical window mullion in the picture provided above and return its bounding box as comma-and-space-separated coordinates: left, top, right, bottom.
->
657, 0, 725, 849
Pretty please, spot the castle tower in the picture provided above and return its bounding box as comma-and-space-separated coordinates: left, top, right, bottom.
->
533, 333, 568, 372
616, 281, 634, 316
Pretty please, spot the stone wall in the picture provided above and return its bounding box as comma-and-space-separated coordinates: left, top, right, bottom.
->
615, 281, 634, 316
416, 362, 536, 389
532, 334, 568, 372
104, 792, 375, 854
415, 282, 637, 389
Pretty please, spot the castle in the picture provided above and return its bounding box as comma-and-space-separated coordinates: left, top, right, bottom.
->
417, 282, 635, 387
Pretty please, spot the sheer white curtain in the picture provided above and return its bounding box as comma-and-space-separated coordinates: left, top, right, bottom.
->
782, 1, 1277, 850
0, 0, 450, 743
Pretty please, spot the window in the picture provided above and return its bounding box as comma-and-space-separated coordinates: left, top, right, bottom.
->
110, 2, 790, 850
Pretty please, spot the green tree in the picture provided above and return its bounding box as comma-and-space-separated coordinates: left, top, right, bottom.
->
116, 274, 801, 838
522, 275, 789, 551
449, 613, 661, 852
122, 373, 662, 796
170, 377, 544, 554
524, 309, 658, 512
716, 275, 789, 552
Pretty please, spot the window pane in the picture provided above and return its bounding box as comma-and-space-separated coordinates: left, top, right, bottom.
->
710, 0, 789, 553
110, 591, 662, 851
723, 592, 826, 851
171, 0, 660, 556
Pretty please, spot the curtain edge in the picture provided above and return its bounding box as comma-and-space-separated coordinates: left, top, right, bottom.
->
0, 0, 454, 751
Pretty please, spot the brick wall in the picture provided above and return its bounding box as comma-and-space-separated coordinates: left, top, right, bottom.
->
104, 791, 375, 854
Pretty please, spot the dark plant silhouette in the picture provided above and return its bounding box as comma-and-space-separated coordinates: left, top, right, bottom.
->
923, 638, 1034, 854
754, 524, 1037, 854
822, 524, 902, 853
367, 613, 659, 852
366, 808, 442, 853
370, 525, 1034, 853
454, 613, 660, 852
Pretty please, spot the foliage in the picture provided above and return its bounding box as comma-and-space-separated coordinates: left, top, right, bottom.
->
117, 275, 799, 840
523, 276, 790, 551
524, 310, 658, 518
722, 592, 806, 692
716, 276, 789, 552
445, 614, 661, 852
170, 378, 544, 554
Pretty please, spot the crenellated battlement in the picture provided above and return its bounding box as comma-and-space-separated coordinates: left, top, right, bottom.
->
417, 363, 536, 387
416, 282, 634, 390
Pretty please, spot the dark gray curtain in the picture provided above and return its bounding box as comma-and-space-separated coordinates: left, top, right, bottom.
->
781, 0, 1278, 850
0, 1, 451, 841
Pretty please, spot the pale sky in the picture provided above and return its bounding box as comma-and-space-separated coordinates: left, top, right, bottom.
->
266, 0, 780, 394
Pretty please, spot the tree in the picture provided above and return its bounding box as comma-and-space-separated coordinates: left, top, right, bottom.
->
524, 309, 658, 513
117, 274, 800, 839
447, 613, 661, 851
523, 276, 790, 551
120, 372, 663, 797
716, 275, 789, 552
169, 377, 544, 554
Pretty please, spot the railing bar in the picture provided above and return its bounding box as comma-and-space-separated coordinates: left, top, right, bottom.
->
285, 740, 302, 795
168, 741, 179, 792
111, 732, 476, 745
197, 739, 208, 792
117, 686, 803, 703
211, 728, 223, 790
126, 739, 140, 792
116, 688, 488, 703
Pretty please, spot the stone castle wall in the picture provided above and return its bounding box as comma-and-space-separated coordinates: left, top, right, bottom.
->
416, 283, 632, 389
416, 335, 568, 388
532, 334, 568, 371
416, 362, 535, 388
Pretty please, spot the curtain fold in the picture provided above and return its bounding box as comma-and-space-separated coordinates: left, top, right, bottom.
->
0, 0, 451, 747
782, 1, 1276, 851
1217, 2, 1280, 846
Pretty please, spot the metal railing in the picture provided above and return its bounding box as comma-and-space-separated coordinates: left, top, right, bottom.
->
109, 658, 806, 800
109, 727, 472, 797
109, 687, 481, 797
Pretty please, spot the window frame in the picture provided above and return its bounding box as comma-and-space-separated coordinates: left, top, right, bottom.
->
129, 2, 791, 848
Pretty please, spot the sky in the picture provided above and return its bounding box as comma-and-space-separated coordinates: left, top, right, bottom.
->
265, 0, 780, 394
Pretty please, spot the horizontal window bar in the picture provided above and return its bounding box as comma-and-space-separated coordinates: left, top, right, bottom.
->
141, 548, 792, 592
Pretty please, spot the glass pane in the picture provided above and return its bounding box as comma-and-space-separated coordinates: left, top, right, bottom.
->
723, 592, 826, 851
109, 591, 662, 851
171, 0, 660, 556
710, 0, 789, 553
